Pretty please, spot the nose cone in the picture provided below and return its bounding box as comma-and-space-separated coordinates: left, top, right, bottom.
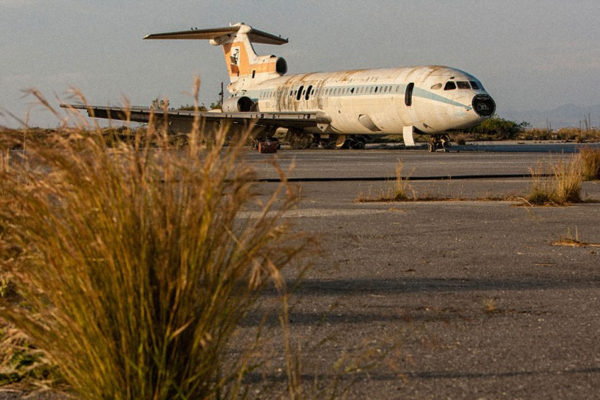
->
472, 94, 496, 117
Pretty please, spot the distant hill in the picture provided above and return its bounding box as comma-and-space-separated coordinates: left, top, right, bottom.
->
501, 104, 600, 129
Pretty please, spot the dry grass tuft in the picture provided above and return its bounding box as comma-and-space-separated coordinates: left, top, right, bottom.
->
356, 161, 414, 202
0, 326, 57, 387
577, 147, 600, 180
526, 157, 583, 205
0, 86, 310, 399
552, 227, 600, 248
482, 298, 498, 314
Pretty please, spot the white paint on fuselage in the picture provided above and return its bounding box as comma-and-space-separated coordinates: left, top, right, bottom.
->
235, 65, 491, 134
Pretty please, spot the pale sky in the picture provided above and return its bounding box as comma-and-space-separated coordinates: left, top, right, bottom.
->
1, 0, 599, 128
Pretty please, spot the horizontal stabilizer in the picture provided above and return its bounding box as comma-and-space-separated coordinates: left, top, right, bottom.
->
144, 25, 288, 45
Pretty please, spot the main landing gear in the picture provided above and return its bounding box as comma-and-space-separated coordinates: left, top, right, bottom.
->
285, 132, 368, 150
322, 134, 366, 149
428, 134, 451, 152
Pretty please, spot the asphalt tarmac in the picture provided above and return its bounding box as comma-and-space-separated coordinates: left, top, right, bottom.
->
3, 145, 599, 399
241, 146, 600, 399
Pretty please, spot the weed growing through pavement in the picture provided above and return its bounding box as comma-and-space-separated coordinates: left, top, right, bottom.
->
577, 147, 600, 181
356, 161, 415, 202
526, 156, 583, 205
552, 227, 600, 248
483, 298, 498, 314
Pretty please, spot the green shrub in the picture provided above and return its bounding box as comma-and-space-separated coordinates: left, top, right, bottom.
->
469, 117, 528, 140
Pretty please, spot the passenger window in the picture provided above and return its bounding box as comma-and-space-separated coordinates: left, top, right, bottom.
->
374, 87, 378, 93
444, 81, 456, 90
430, 83, 442, 90
305, 85, 313, 100
297, 86, 304, 101
470, 81, 480, 90
457, 81, 470, 89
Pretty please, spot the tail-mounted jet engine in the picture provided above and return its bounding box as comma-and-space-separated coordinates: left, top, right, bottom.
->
222, 96, 257, 112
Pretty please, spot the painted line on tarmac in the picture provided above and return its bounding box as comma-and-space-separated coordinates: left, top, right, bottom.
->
239, 208, 391, 219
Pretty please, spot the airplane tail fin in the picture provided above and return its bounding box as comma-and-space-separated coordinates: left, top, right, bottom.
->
144, 23, 288, 88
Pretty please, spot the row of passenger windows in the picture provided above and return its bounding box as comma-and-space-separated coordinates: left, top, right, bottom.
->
430, 80, 481, 91
290, 84, 402, 100
258, 84, 404, 101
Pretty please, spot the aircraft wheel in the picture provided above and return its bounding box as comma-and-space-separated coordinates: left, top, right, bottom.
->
321, 140, 336, 149
288, 132, 313, 149
322, 134, 346, 149
350, 136, 366, 149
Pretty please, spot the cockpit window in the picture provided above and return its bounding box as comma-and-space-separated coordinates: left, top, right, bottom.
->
457, 81, 470, 89
430, 83, 442, 90
444, 81, 456, 91
470, 81, 481, 90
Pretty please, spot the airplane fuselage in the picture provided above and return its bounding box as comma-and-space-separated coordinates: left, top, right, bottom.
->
230, 65, 495, 135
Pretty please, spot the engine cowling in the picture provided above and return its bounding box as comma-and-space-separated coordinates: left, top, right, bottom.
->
222, 96, 257, 112
275, 57, 287, 75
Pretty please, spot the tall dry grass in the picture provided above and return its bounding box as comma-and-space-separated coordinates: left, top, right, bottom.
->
355, 161, 414, 202
527, 156, 583, 205
0, 88, 309, 399
578, 147, 600, 180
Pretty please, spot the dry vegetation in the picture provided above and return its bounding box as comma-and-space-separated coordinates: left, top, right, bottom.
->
356, 149, 600, 206
521, 127, 600, 142
526, 157, 583, 205
526, 148, 600, 206
578, 146, 600, 180
552, 227, 600, 248
356, 161, 415, 202
0, 88, 313, 399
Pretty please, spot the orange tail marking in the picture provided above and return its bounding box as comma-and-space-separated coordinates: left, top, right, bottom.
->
223, 42, 251, 77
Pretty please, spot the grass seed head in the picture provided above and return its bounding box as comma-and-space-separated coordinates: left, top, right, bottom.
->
0, 89, 309, 399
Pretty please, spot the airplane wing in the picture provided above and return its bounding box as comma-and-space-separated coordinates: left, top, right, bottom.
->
61, 104, 330, 131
